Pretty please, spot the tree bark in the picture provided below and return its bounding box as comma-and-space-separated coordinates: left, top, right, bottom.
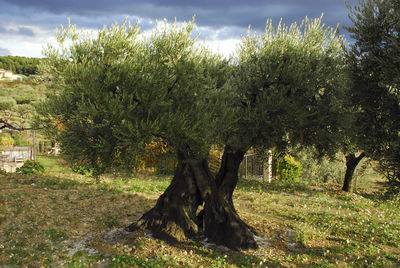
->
342, 152, 366, 192
213, 145, 258, 237
126, 155, 203, 242
191, 158, 257, 250
215, 145, 245, 210
128, 149, 257, 249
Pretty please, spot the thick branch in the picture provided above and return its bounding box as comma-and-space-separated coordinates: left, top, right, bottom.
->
0, 118, 39, 131
167, 76, 179, 96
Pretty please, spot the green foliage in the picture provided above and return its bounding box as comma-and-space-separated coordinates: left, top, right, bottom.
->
0, 81, 48, 131
0, 134, 15, 147
16, 160, 45, 174
293, 147, 345, 184
377, 144, 400, 194
12, 133, 22, 146
69, 163, 94, 176
0, 96, 16, 110
0, 56, 42, 75
276, 155, 302, 183
38, 19, 230, 174
345, 0, 400, 192
226, 16, 348, 157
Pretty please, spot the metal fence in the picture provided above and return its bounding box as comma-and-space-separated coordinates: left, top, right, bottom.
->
239, 153, 264, 179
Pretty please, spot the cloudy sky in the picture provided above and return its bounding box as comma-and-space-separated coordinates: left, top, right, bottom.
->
0, 0, 358, 58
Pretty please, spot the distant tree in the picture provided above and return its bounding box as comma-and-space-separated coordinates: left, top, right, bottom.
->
0, 81, 45, 131
0, 56, 42, 75
345, 0, 400, 192
216, 17, 348, 203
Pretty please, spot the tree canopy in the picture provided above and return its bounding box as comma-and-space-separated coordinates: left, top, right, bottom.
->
38, 20, 231, 174
214, 17, 349, 202
229, 16, 348, 155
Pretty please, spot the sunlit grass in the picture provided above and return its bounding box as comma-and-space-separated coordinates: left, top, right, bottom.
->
36, 155, 68, 174
0, 166, 399, 267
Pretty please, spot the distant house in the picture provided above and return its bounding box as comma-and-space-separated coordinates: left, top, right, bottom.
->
0, 68, 12, 78
0, 147, 32, 172
0, 69, 22, 80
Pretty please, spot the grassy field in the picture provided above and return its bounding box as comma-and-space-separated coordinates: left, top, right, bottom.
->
0, 156, 399, 267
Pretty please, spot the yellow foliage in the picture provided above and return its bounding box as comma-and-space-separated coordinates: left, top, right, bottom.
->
141, 142, 171, 169
0, 135, 14, 147
55, 120, 66, 132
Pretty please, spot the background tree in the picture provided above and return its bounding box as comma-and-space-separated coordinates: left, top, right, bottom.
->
0, 56, 42, 76
345, 0, 400, 192
0, 81, 45, 132
38, 20, 257, 249
216, 17, 348, 204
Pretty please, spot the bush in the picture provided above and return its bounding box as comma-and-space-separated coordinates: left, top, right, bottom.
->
0, 96, 16, 110
276, 155, 302, 183
16, 160, 45, 174
0, 134, 15, 147
69, 163, 93, 176
377, 142, 400, 194
291, 147, 346, 184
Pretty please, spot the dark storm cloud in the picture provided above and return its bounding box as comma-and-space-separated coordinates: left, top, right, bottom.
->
0, 0, 359, 57
0, 0, 358, 34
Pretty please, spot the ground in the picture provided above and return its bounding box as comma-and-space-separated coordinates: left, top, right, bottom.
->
0, 156, 399, 267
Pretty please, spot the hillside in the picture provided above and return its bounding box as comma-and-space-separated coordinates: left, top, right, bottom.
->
0, 80, 48, 129
0, 156, 399, 267
0, 56, 43, 76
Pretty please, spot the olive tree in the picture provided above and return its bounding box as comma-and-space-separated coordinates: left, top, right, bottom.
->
38, 20, 257, 249
345, 0, 400, 192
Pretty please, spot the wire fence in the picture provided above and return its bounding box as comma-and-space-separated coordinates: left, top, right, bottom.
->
239, 153, 265, 179
209, 152, 271, 180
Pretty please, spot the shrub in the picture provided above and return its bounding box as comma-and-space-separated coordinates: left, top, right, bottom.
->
377, 143, 400, 194
276, 155, 302, 183
289, 146, 346, 184
0, 134, 15, 147
16, 160, 45, 174
0, 96, 16, 110
69, 163, 93, 176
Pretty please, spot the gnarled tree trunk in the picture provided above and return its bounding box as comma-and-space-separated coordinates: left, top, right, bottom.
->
191, 158, 257, 249
128, 150, 257, 250
342, 152, 366, 192
214, 145, 258, 235
215, 145, 245, 210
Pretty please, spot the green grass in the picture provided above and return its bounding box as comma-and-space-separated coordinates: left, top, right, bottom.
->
36, 155, 68, 174
0, 167, 399, 267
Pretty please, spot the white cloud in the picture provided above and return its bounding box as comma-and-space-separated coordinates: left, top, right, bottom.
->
0, 24, 55, 57
204, 38, 241, 59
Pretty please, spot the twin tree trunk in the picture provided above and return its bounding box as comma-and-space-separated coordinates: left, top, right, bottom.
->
342, 152, 366, 192
127, 148, 257, 250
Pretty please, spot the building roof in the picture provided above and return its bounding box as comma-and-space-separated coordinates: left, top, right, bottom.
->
1, 147, 32, 151
0, 69, 12, 73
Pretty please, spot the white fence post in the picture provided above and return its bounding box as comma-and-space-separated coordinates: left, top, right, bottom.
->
268, 150, 273, 183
